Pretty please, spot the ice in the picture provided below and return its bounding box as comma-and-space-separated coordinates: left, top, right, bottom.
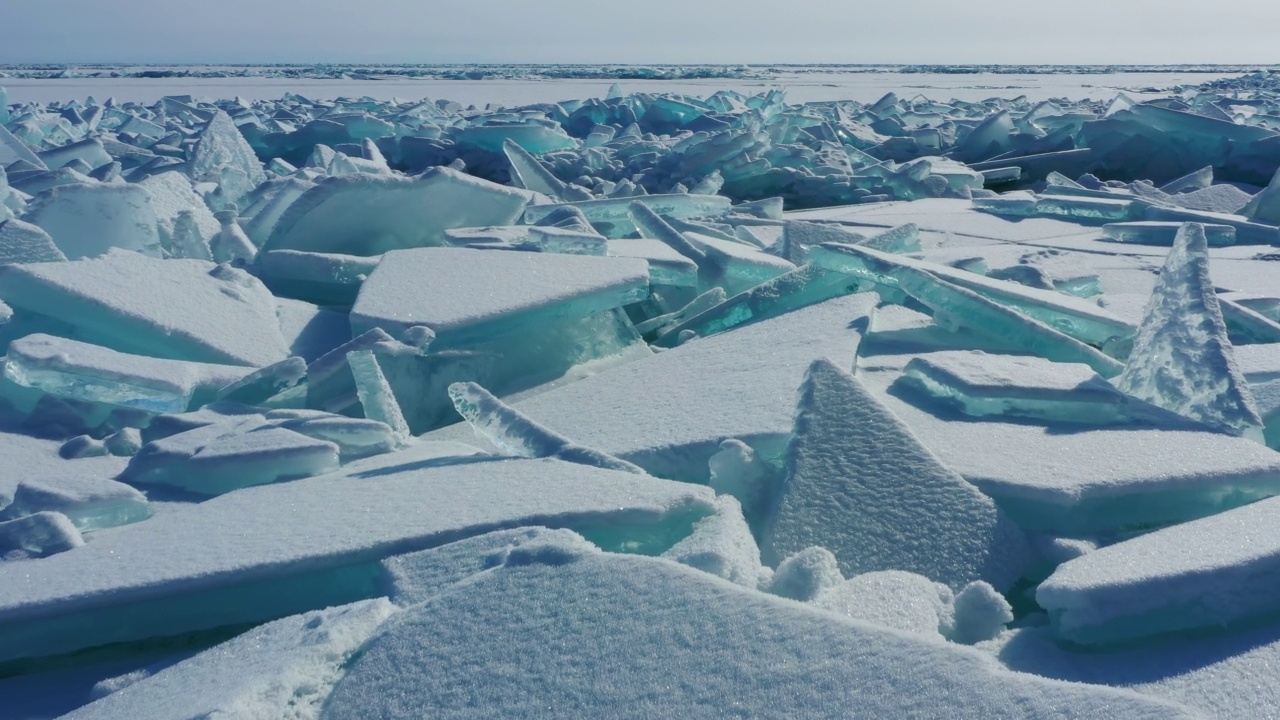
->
4, 334, 254, 415
136, 171, 219, 256
210, 208, 257, 263
448, 381, 644, 474
654, 264, 863, 347
187, 110, 267, 208
1117, 223, 1264, 441
319, 534, 1192, 719
0, 476, 148, 532
26, 183, 164, 260
812, 570, 955, 640
766, 546, 844, 601
262, 168, 533, 256
0, 456, 712, 662
524, 194, 732, 238
0, 511, 82, 559
122, 420, 341, 496
61, 599, 397, 720
431, 293, 876, 483
0, 251, 291, 367
0, 217, 65, 263
764, 358, 1033, 591
897, 350, 1130, 424
252, 249, 378, 307
857, 360, 1280, 535
347, 350, 411, 444
892, 266, 1125, 378
1038, 493, 1280, 646
660, 495, 761, 587
809, 241, 1135, 350
503, 138, 592, 201
992, 621, 1280, 718
1102, 221, 1236, 247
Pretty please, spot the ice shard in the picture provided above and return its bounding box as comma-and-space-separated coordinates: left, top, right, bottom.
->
1117, 223, 1264, 441
348, 349, 411, 444
0, 476, 149, 533
524, 194, 732, 238
660, 495, 762, 587
448, 381, 644, 474
0, 218, 66, 264
763, 359, 1034, 591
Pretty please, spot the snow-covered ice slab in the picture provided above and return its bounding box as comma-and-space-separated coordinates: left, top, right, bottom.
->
350, 247, 650, 347
61, 599, 397, 720
1038, 494, 1280, 646
991, 620, 1280, 719
0, 455, 714, 663
320, 533, 1193, 720
262, 168, 533, 256
0, 476, 148, 533
5, 334, 255, 415
0, 251, 290, 367
857, 363, 1280, 534
435, 293, 877, 482
898, 350, 1130, 424
764, 359, 1033, 591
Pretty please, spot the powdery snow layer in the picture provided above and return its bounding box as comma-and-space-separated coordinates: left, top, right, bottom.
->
319, 533, 1194, 719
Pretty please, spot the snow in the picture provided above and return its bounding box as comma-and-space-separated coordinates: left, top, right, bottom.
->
319, 532, 1192, 719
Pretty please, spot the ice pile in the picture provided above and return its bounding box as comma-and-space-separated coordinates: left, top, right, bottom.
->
6, 78, 1280, 718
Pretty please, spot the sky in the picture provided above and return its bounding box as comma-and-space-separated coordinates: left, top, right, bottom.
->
1, 0, 1278, 66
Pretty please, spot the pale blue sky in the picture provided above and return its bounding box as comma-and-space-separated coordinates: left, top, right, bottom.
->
1, 0, 1276, 65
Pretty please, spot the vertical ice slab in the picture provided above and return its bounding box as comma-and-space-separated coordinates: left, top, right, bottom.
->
1117, 223, 1264, 441
763, 359, 1033, 591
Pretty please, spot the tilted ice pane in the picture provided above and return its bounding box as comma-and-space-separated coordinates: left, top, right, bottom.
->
1102, 221, 1236, 247
448, 381, 643, 474
809, 241, 1135, 350
0, 218, 65, 264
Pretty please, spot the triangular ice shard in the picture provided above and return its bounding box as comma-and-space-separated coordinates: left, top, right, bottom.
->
763, 358, 1033, 591
1118, 223, 1264, 441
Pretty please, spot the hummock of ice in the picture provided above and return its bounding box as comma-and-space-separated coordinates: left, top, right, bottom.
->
12, 74, 1280, 717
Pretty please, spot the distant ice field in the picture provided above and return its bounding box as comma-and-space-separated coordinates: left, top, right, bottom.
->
0, 71, 1242, 106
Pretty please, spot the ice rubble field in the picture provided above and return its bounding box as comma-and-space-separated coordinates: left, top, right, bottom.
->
8, 72, 1280, 719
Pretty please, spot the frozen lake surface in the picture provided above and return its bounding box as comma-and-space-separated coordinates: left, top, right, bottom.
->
0, 70, 1244, 106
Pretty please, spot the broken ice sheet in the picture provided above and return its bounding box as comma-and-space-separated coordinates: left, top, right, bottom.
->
0, 476, 149, 533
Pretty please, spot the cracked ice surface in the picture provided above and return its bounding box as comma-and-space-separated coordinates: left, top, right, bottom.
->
12, 73, 1280, 717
